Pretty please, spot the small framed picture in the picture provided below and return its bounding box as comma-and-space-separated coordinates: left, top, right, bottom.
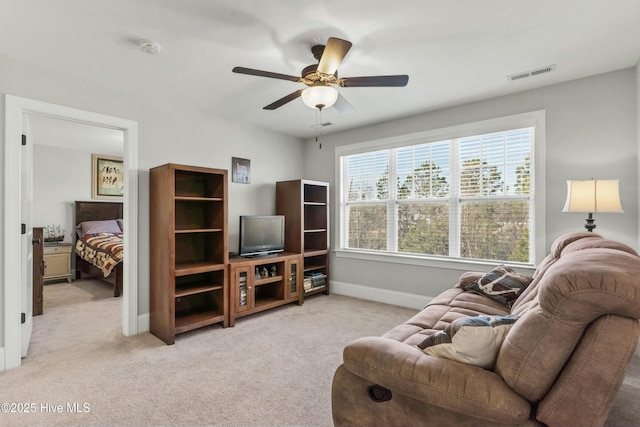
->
232, 157, 251, 184
92, 154, 124, 199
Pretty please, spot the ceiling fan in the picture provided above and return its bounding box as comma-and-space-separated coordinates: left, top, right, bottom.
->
232, 37, 409, 114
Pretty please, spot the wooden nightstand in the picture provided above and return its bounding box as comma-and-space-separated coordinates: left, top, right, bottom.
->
43, 243, 73, 283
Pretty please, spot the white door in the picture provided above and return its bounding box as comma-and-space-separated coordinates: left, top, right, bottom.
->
20, 114, 34, 357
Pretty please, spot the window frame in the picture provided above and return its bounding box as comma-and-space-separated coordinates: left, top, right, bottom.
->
334, 111, 546, 270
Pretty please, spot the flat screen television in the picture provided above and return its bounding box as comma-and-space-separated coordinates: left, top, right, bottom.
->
239, 215, 285, 257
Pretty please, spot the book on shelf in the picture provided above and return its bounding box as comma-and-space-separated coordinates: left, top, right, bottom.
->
304, 272, 327, 290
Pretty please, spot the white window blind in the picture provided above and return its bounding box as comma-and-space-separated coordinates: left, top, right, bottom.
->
339, 127, 534, 264
342, 150, 389, 251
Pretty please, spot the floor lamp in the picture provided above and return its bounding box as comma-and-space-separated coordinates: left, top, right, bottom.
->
562, 179, 624, 232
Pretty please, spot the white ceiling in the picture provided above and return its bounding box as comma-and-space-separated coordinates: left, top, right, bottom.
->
3, 0, 640, 143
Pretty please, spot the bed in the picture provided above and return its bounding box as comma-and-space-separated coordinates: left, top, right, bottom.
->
74, 201, 124, 297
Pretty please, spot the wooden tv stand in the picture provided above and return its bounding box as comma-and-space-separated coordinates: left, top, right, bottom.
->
228, 252, 303, 326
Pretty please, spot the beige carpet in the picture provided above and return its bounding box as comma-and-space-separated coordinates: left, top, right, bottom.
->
0, 280, 638, 427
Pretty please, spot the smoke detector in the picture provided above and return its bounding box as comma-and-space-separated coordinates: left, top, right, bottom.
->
138, 39, 162, 55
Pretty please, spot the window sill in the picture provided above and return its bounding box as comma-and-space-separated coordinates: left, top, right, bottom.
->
333, 248, 536, 275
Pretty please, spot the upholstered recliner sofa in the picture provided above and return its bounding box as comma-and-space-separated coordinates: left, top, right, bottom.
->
332, 232, 640, 427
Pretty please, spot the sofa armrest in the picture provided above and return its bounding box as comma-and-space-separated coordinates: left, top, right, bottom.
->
343, 337, 531, 424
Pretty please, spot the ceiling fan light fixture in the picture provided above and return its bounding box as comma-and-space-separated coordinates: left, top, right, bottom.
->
233, 37, 408, 112
301, 86, 338, 110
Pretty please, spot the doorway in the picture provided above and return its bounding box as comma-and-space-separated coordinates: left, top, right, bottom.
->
31, 114, 123, 315
3, 95, 139, 370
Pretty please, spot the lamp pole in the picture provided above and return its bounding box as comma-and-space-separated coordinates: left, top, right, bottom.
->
584, 212, 596, 232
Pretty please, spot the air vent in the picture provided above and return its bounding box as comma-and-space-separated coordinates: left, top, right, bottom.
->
507, 65, 555, 82
310, 122, 333, 129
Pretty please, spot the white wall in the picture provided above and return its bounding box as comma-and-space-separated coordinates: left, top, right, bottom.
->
0, 54, 305, 347
33, 145, 94, 245
303, 68, 639, 300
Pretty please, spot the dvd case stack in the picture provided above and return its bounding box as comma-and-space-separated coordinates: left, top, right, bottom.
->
304, 272, 327, 292
239, 275, 247, 306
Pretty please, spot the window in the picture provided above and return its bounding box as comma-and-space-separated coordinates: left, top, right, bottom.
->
337, 114, 542, 266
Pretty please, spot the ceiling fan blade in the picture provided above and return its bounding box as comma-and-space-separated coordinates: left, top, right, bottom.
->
232, 66, 301, 83
263, 89, 304, 110
317, 37, 352, 75
333, 93, 354, 115
340, 75, 409, 87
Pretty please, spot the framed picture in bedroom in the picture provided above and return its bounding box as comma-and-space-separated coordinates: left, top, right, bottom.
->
232, 157, 251, 184
92, 154, 124, 200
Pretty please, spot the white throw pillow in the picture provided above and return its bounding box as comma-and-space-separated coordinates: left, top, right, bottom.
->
416, 315, 518, 369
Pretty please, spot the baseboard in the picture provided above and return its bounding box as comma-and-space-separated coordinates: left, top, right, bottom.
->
137, 313, 150, 333
330, 281, 432, 310
0, 346, 5, 371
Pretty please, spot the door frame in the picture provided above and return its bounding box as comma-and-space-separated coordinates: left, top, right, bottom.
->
3, 95, 139, 370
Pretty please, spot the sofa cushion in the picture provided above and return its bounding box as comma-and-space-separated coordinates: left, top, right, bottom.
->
416, 314, 518, 369
382, 286, 510, 345
465, 266, 532, 307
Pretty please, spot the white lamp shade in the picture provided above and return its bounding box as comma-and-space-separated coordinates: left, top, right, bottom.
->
301, 86, 338, 110
562, 179, 624, 213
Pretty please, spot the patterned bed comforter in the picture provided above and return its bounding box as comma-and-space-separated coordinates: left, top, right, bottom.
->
75, 232, 123, 277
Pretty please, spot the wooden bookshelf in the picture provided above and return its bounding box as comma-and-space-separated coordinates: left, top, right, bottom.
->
150, 163, 228, 345
276, 180, 330, 297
